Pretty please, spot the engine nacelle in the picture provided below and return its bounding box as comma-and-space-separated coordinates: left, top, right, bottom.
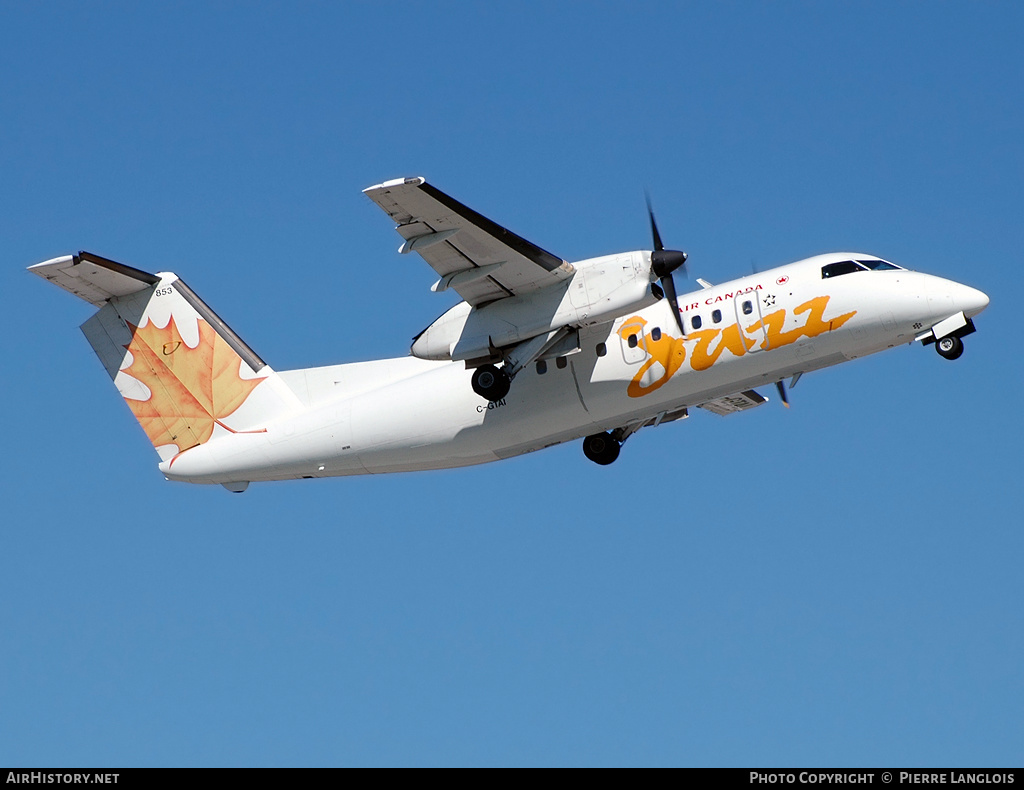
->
411, 251, 661, 362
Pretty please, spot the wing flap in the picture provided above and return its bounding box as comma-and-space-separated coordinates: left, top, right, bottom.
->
363, 177, 574, 306
698, 389, 768, 416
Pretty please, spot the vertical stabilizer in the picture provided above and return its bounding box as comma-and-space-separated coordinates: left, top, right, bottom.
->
31, 252, 300, 461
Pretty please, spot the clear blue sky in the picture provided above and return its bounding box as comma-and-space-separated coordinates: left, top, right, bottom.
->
2, 2, 1022, 767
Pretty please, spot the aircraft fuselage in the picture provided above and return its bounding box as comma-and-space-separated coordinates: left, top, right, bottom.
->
158, 253, 988, 485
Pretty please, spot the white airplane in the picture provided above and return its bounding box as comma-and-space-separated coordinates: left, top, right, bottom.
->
30, 177, 989, 492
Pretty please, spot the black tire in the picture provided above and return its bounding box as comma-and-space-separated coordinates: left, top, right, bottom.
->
471, 364, 511, 401
582, 432, 621, 465
935, 335, 964, 360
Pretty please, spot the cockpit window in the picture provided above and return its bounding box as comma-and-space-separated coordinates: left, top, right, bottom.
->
821, 260, 867, 279
857, 259, 902, 271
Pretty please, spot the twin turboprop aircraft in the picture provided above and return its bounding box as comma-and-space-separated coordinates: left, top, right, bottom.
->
30, 177, 989, 491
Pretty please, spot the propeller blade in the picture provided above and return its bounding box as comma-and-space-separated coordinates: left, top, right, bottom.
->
645, 191, 665, 251
643, 191, 689, 336
661, 274, 687, 337
775, 380, 790, 409
645, 193, 687, 278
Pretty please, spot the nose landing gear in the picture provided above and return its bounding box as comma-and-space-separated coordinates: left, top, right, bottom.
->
935, 335, 964, 360
582, 431, 621, 465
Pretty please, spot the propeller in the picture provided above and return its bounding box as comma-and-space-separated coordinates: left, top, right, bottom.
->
645, 192, 688, 337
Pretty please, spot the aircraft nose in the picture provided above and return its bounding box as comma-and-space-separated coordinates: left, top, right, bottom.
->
955, 283, 990, 318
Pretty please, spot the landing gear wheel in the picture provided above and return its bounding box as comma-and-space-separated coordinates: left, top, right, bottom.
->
471, 364, 511, 401
582, 432, 621, 466
935, 335, 964, 360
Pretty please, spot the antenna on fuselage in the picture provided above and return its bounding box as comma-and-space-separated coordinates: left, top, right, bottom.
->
775, 380, 791, 409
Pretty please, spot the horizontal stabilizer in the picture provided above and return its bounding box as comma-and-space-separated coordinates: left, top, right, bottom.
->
699, 389, 768, 416
29, 252, 160, 307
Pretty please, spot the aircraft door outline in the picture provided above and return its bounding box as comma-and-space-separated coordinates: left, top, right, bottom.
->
619, 318, 649, 364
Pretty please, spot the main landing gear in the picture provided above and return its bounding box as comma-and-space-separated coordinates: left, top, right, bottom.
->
935, 335, 964, 361
582, 431, 621, 466
471, 364, 511, 401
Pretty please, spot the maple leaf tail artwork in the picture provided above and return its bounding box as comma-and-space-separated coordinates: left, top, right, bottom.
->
119, 315, 267, 453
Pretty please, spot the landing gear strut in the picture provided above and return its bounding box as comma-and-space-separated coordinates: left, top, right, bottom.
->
471, 364, 511, 401
582, 431, 621, 465
935, 335, 964, 360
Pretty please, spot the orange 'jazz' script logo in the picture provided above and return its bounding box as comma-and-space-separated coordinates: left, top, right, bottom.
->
121, 316, 266, 450
618, 295, 856, 398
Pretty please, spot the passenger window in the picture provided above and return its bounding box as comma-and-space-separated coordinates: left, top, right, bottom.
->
536, 360, 547, 374
595, 342, 607, 357
742, 301, 753, 315
712, 309, 722, 324
556, 356, 568, 369
821, 261, 867, 278
628, 334, 638, 348
692, 315, 702, 330
651, 327, 661, 341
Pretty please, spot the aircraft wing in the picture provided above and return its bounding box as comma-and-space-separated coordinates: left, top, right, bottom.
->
363, 177, 575, 306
